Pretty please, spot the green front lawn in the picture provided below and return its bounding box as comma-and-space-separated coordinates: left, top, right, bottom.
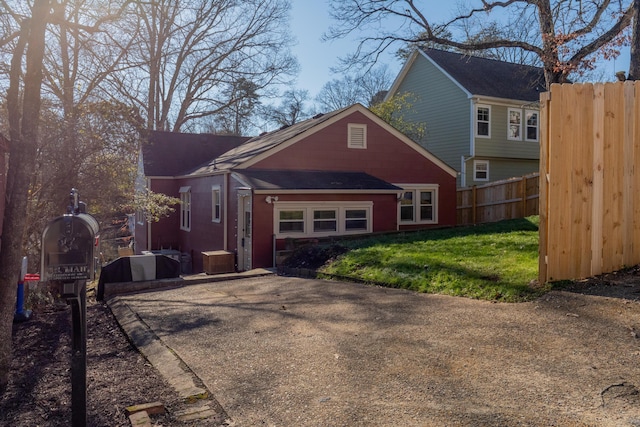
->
318, 217, 545, 302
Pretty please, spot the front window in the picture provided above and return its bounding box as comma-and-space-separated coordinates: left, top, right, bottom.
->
419, 191, 434, 222
398, 186, 438, 224
279, 210, 305, 234
400, 191, 414, 222
179, 186, 191, 231
525, 110, 539, 141
476, 105, 490, 138
314, 210, 337, 232
345, 209, 368, 231
275, 202, 372, 238
508, 109, 522, 140
474, 160, 489, 181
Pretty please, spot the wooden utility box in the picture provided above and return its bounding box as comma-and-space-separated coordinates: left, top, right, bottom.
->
202, 250, 235, 274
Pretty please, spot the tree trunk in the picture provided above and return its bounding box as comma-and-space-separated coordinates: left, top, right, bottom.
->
0, 0, 50, 395
629, 0, 640, 80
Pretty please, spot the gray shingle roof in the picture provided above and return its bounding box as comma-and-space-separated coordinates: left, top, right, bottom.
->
422, 48, 546, 101
142, 131, 249, 176
187, 107, 350, 176
234, 169, 401, 191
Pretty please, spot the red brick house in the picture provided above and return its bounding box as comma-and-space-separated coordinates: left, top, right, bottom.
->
136, 104, 457, 272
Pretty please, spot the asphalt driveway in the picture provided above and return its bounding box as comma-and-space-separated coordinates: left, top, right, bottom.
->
112, 275, 640, 426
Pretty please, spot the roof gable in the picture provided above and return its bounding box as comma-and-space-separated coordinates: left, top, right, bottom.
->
142, 131, 249, 176
390, 48, 546, 102
187, 103, 456, 178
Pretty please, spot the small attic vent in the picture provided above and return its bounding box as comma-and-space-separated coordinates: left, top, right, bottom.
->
348, 123, 367, 149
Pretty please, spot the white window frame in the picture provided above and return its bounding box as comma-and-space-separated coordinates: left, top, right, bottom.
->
525, 109, 539, 142
179, 186, 191, 231
397, 185, 439, 225
473, 160, 490, 182
475, 104, 491, 138
348, 123, 367, 149
507, 108, 522, 141
274, 201, 373, 238
212, 185, 221, 222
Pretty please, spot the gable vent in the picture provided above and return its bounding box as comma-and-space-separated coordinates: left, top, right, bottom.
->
348, 124, 367, 149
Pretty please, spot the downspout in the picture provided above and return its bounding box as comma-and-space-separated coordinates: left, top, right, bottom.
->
223, 171, 229, 251
470, 97, 476, 158
146, 177, 152, 251
466, 97, 477, 188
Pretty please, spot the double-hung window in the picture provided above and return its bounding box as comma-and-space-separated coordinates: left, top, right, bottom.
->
313, 210, 337, 232
525, 110, 539, 141
476, 105, 491, 138
474, 160, 489, 181
275, 202, 372, 238
398, 185, 438, 224
212, 185, 221, 222
508, 108, 522, 140
179, 186, 191, 231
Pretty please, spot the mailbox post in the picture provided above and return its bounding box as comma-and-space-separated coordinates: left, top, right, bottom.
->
41, 189, 99, 427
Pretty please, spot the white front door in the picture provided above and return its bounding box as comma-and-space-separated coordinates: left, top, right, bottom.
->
237, 189, 252, 271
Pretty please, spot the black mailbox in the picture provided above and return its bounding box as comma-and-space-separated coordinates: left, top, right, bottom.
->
41, 212, 99, 283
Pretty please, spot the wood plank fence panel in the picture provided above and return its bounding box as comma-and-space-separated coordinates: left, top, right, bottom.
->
456, 173, 539, 226
540, 81, 640, 283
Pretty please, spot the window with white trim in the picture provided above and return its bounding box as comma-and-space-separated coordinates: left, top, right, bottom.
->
398, 185, 438, 224
474, 160, 489, 181
476, 105, 491, 138
313, 209, 337, 232
508, 108, 522, 140
212, 185, 221, 222
275, 202, 372, 238
179, 186, 191, 231
348, 123, 367, 149
525, 110, 539, 141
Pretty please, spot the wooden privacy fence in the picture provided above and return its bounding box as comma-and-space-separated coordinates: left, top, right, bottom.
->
457, 173, 539, 226
540, 82, 640, 283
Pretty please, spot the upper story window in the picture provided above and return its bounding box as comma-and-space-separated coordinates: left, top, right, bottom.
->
525, 110, 539, 141
179, 186, 191, 231
474, 160, 489, 182
475, 105, 491, 138
398, 185, 438, 224
507, 108, 539, 142
508, 109, 522, 140
212, 185, 221, 222
348, 123, 367, 149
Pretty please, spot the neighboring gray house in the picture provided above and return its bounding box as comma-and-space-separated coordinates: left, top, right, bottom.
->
386, 48, 546, 187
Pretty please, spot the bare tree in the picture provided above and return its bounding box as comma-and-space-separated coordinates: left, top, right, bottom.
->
325, 0, 635, 87
111, 0, 297, 132
261, 89, 312, 128
316, 65, 394, 111
0, 0, 49, 395
39, 0, 137, 213
629, 0, 640, 79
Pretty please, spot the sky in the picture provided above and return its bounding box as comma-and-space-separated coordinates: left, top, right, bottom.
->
289, 1, 631, 99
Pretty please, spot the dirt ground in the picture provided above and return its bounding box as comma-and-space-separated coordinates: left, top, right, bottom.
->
0, 287, 229, 427
1, 268, 640, 426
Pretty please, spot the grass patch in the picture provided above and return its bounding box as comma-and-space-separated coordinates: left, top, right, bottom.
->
318, 216, 546, 302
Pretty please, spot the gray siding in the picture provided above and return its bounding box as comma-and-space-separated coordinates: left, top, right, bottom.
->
393, 55, 470, 172
463, 158, 539, 188
474, 104, 539, 160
